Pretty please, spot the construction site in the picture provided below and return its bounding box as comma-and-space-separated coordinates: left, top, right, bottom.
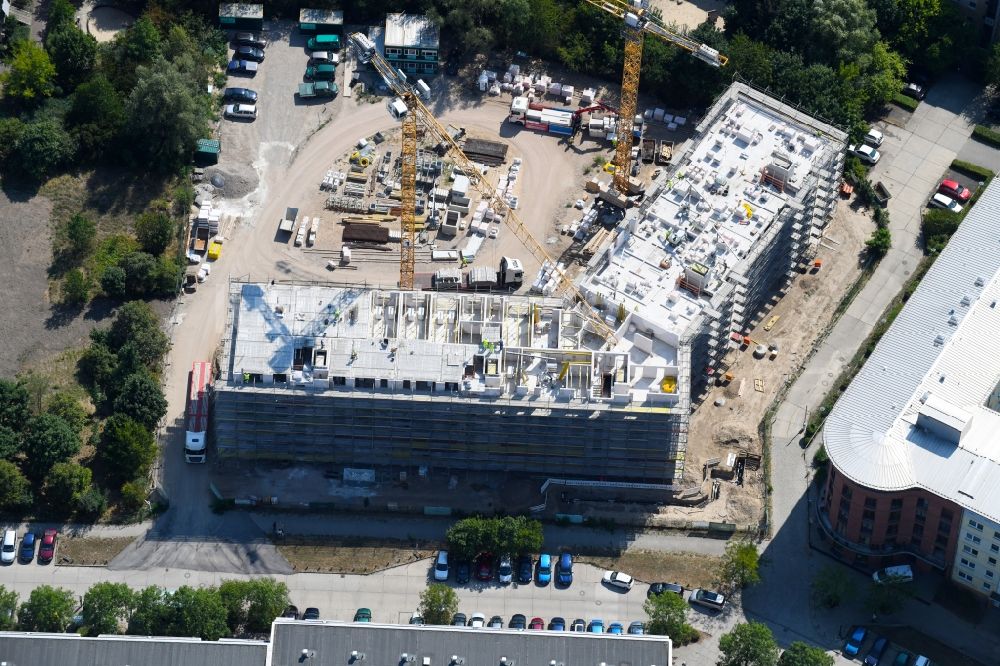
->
180, 7, 871, 529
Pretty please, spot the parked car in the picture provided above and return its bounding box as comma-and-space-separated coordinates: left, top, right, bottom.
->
689, 588, 726, 611
864, 636, 888, 666
455, 559, 471, 584
548, 617, 566, 631
451, 612, 467, 627
475, 553, 494, 581
912, 656, 930, 666
434, 550, 449, 581
282, 605, 299, 619
235, 45, 265, 62
864, 128, 884, 147
488, 615, 504, 629
224, 103, 257, 120
628, 621, 645, 635
849, 143, 881, 165
469, 612, 486, 628
223, 87, 258, 103
498, 554, 513, 584
302, 607, 320, 620
18, 532, 36, 563
557, 552, 573, 586
304, 63, 336, 81
647, 582, 684, 597
587, 619, 605, 633
514, 555, 532, 584
902, 82, 926, 100
38, 529, 57, 564
607, 622, 624, 635
570, 618, 586, 632
409, 612, 424, 625
602, 570, 634, 591
528, 617, 544, 630
843, 626, 868, 657
226, 59, 258, 75
509, 614, 526, 630
1, 530, 15, 565
938, 179, 972, 202
354, 608, 372, 622
928, 193, 962, 213
893, 651, 912, 666
537, 553, 552, 585
310, 51, 340, 65
233, 32, 267, 49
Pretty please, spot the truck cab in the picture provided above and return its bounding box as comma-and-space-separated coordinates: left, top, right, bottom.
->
499, 256, 524, 287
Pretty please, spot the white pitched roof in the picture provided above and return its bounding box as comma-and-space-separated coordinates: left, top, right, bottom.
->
824, 178, 1000, 523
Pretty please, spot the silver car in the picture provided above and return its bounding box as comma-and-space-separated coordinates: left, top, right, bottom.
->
224, 103, 257, 120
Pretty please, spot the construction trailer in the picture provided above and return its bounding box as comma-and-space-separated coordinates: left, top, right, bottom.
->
218, 3, 263, 31
299, 8, 343, 34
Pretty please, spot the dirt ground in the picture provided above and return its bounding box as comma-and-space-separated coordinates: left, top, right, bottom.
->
578, 550, 721, 589
275, 537, 434, 574
659, 198, 873, 526
57, 536, 135, 566
650, 0, 727, 30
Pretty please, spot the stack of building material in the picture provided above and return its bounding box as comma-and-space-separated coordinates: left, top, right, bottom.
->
342, 223, 390, 244
533, 75, 551, 95
194, 204, 220, 234
581, 88, 595, 105
561, 84, 574, 104
530, 260, 566, 295
461, 234, 484, 261
462, 138, 508, 166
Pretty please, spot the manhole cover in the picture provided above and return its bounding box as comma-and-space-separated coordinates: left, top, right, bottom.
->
211, 173, 225, 188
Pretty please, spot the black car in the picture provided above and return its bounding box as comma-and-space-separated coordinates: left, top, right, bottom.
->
455, 560, 471, 585
488, 615, 504, 629
569, 618, 586, 632
902, 82, 926, 101
452, 612, 467, 627
235, 45, 265, 62
509, 614, 527, 630
282, 605, 299, 619
224, 87, 258, 103
233, 32, 267, 49
647, 582, 684, 597
516, 555, 532, 584
302, 607, 320, 620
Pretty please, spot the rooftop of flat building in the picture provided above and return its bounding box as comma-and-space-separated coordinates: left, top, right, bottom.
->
579, 83, 846, 344
824, 178, 1000, 525
221, 282, 687, 411
0, 633, 267, 666
299, 8, 343, 24
218, 2, 263, 19
384, 13, 440, 50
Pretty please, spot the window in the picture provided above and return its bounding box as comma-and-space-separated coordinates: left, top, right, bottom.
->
843, 486, 853, 500
890, 498, 903, 510
964, 545, 979, 556
386, 47, 400, 56
967, 532, 983, 545
863, 509, 876, 521
865, 497, 877, 509
424, 63, 435, 72
422, 49, 436, 58
991, 557, 998, 566
984, 582, 991, 592
958, 571, 973, 582
405, 48, 417, 55
994, 530, 1000, 541
961, 558, 976, 570
993, 543, 1000, 554
987, 570, 995, 579
969, 519, 985, 531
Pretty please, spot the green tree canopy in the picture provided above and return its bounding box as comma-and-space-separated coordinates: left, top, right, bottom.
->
135, 209, 176, 255
0, 426, 21, 460
0, 460, 32, 511
67, 74, 125, 160
43, 461, 93, 514
61, 268, 91, 305
107, 301, 170, 372
778, 642, 835, 666
100, 15, 162, 91
99, 413, 158, 484
721, 540, 762, 588
127, 586, 172, 636
101, 266, 128, 300
419, 584, 459, 625
46, 392, 89, 434
17, 585, 76, 632
167, 586, 230, 641
1, 40, 56, 102
0, 585, 18, 630
46, 0, 77, 31
866, 226, 892, 257
13, 117, 77, 182
82, 582, 134, 635
718, 622, 780, 666
46, 24, 97, 90
811, 565, 852, 609
63, 211, 97, 263
21, 413, 80, 482
644, 590, 697, 643
219, 578, 291, 635
0, 379, 31, 432
119, 251, 159, 296
113, 372, 167, 430
445, 516, 544, 559
866, 578, 911, 615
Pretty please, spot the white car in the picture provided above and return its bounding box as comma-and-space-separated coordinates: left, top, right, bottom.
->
863, 128, 883, 147
469, 612, 486, 628
602, 570, 634, 591
224, 103, 257, 120
928, 193, 962, 213
0, 530, 14, 564
433, 550, 449, 581
310, 51, 340, 64
497, 555, 513, 584
848, 143, 880, 165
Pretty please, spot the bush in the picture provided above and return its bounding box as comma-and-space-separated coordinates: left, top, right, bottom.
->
865, 226, 892, 257
76, 485, 108, 519
135, 208, 176, 255
100, 266, 127, 299
972, 124, 1000, 148
921, 208, 961, 254
950, 159, 994, 181
891, 92, 919, 111
445, 516, 544, 559
45, 392, 88, 434
812, 445, 829, 468
43, 461, 92, 514
61, 268, 91, 305
119, 479, 148, 513
872, 207, 889, 229
64, 212, 96, 262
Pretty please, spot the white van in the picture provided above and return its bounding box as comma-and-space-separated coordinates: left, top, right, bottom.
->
1, 530, 15, 564
872, 564, 914, 583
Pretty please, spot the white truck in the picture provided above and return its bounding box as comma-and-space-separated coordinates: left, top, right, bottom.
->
279, 207, 298, 234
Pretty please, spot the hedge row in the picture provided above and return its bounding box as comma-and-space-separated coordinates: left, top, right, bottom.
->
891, 93, 919, 111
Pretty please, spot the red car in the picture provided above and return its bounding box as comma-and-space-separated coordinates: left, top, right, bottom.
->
529, 617, 545, 630
475, 553, 494, 581
938, 179, 971, 202
38, 529, 57, 564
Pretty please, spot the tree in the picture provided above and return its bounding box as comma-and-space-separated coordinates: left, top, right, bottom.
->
778, 642, 834, 666
866, 579, 910, 615
82, 582, 134, 635
865, 226, 892, 257
135, 209, 176, 255
46, 392, 89, 434
64, 212, 97, 262
13, 117, 77, 182
17, 585, 75, 632
419, 583, 459, 625
68, 75, 125, 160
219, 578, 290, 635
128, 586, 171, 636
119, 251, 159, 296
445, 516, 544, 559
46, 0, 77, 32
101, 266, 127, 299
125, 59, 210, 171
46, 24, 97, 90
720, 540, 761, 588
21, 413, 80, 482
0, 379, 31, 432
0, 426, 21, 460
113, 372, 167, 430
0, 460, 31, 511
0, 117, 26, 168
167, 586, 229, 641
811, 565, 852, 609
99, 414, 157, 484
0, 585, 18, 629
62, 268, 91, 305
858, 42, 907, 111
644, 590, 698, 643
76, 485, 108, 519
1, 40, 56, 102
100, 16, 162, 91
718, 622, 780, 666
106, 301, 170, 372
43, 461, 93, 513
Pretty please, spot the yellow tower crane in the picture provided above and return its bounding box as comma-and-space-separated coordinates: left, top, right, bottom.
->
583, 0, 728, 195
351, 33, 618, 346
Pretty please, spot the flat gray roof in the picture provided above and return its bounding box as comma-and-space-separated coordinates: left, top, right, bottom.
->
384, 13, 439, 50
299, 8, 343, 25
219, 2, 263, 19
0, 633, 268, 666
271, 620, 672, 666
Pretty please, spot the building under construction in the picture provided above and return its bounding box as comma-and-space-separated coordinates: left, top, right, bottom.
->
579, 83, 847, 398
213, 282, 688, 483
